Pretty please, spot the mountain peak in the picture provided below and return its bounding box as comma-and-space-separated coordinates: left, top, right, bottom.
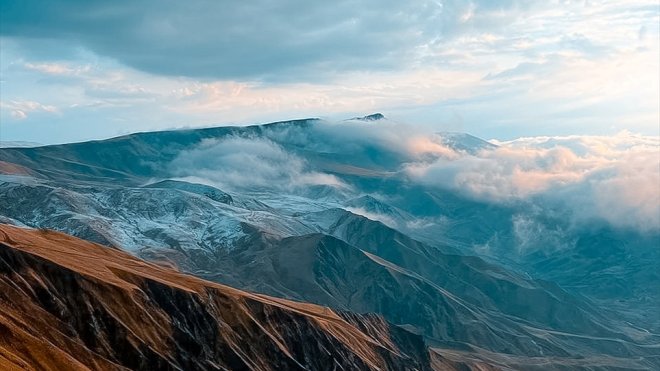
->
351, 113, 386, 121
435, 131, 497, 154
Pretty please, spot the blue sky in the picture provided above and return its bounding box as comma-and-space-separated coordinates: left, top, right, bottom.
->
1, 0, 658, 144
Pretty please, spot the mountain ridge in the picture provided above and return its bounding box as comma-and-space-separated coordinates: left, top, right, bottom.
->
0, 223, 443, 371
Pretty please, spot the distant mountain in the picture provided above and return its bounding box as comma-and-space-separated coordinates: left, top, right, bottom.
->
435, 132, 497, 154
190, 231, 656, 360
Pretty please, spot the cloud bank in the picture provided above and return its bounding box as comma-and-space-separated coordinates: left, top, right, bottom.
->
406, 131, 660, 232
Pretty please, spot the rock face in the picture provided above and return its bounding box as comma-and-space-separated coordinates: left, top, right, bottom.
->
0, 224, 439, 371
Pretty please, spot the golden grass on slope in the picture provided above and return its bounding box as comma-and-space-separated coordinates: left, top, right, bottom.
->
0, 224, 424, 371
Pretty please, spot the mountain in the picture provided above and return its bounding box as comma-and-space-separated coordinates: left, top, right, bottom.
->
435, 132, 497, 154
1, 117, 659, 369
350, 113, 387, 121
1, 224, 651, 371
0, 223, 445, 371
0, 141, 43, 148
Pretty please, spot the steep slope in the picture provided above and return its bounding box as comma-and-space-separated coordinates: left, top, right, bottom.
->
301, 209, 619, 337
3, 172, 640, 353
365, 183, 660, 331
0, 223, 441, 371
524, 229, 660, 331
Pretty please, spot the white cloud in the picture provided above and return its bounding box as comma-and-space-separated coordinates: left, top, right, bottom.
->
405, 132, 660, 232
169, 120, 659, 233
0, 0, 544, 81
24, 62, 91, 76
0, 100, 59, 120
10, 110, 27, 120
512, 213, 575, 254
169, 136, 348, 192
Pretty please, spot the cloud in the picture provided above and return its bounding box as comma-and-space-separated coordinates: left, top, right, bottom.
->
169, 135, 347, 192
0, 100, 59, 120
0, 0, 542, 81
512, 213, 575, 254
168, 117, 469, 189
167, 119, 660, 233
23, 62, 91, 76
405, 131, 660, 232
406, 144, 595, 199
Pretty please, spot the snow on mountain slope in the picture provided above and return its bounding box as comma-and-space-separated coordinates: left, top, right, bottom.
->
0, 176, 317, 253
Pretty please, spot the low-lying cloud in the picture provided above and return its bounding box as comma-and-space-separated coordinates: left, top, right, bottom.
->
169, 135, 346, 192
262, 117, 464, 161
406, 131, 660, 232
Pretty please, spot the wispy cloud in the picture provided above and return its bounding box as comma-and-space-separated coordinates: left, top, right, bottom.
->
169, 136, 348, 192
0, 100, 59, 120
23, 62, 91, 76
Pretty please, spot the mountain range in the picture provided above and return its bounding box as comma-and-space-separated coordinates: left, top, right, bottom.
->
0, 115, 658, 370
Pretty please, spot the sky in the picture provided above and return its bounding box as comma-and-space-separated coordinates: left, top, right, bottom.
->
0, 0, 659, 144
